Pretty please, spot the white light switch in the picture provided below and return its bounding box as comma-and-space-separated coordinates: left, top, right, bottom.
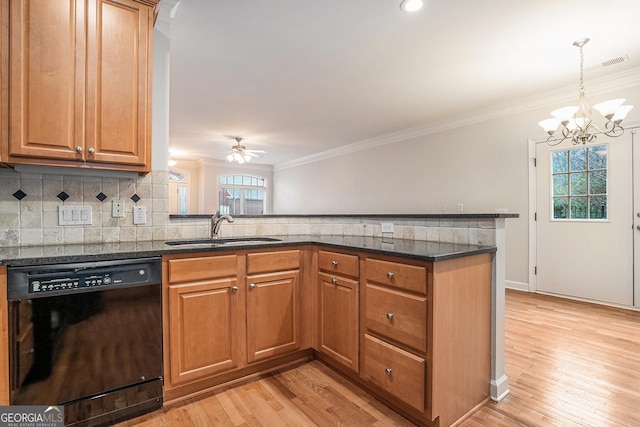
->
59, 206, 92, 225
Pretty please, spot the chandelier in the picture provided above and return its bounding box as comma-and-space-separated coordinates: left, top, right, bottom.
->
538, 38, 633, 146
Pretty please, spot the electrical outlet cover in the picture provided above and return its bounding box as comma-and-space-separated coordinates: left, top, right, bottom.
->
381, 222, 394, 233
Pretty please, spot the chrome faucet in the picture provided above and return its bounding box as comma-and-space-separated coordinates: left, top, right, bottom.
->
211, 210, 234, 239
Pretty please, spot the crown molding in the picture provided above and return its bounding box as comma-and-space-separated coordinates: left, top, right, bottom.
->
274, 67, 640, 171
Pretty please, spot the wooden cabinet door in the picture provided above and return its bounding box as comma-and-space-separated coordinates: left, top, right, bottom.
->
8, 0, 151, 169
9, 0, 85, 161
246, 270, 300, 363
85, 0, 150, 166
168, 279, 241, 385
318, 272, 359, 371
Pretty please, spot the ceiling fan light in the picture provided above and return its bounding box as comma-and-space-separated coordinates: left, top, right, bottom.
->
400, 0, 423, 12
168, 159, 177, 167
227, 154, 234, 162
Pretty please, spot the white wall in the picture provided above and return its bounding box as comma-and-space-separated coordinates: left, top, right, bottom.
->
272, 75, 640, 286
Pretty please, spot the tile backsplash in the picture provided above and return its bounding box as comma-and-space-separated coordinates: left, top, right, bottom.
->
0, 168, 169, 246
0, 168, 496, 247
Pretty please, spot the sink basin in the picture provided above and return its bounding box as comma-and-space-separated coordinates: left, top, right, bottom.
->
166, 237, 282, 246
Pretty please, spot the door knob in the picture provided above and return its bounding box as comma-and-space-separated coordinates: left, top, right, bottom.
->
75, 146, 83, 153
231, 286, 238, 293
249, 283, 256, 289
331, 278, 338, 284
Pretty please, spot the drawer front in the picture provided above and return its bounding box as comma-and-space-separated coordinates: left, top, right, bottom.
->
365, 284, 427, 352
318, 250, 359, 278
246, 250, 300, 274
362, 334, 425, 412
168, 255, 237, 283
365, 258, 427, 294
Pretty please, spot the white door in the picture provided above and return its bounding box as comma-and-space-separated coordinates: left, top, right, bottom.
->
633, 129, 640, 307
535, 134, 633, 305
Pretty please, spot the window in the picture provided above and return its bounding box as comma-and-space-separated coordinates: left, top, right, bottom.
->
551, 144, 607, 220
218, 175, 266, 215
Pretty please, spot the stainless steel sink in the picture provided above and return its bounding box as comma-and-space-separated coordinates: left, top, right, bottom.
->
165, 237, 282, 246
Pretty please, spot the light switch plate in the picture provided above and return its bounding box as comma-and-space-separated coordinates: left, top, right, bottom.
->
133, 206, 147, 225
59, 205, 92, 225
381, 222, 394, 233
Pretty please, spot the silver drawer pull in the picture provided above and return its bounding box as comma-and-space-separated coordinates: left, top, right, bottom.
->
332, 260, 338, 266
88, 147, 95, 154
385, 368, 392, 376
75, 146, 83, 153
331, 278, 338, 284
386, 312, 394, 321
386, 271, 394, 279
231, 286, 238, 293
249, 283, 256, 289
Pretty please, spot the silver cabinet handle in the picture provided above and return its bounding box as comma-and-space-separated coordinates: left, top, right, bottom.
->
249, 283, 256, 289
386, 271, 394, 279
331, 278, 338, 284
386, 312, 394, 320
385, 368, 392, 376
332, 260, 338, 266
87, 147, 95, 154
231, 286, 238, 293
636, 225, 640, 231
75, 146, 83, 153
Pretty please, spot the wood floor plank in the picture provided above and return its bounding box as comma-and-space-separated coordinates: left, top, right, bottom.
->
118, 289, 640, 426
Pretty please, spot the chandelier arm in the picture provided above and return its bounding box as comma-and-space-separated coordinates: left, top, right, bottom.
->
603, 121, 625, 138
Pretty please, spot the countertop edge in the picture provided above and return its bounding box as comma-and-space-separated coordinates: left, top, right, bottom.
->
0, 236, 497, 266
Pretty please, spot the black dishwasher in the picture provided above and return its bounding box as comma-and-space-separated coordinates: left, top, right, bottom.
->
7, 257, 163, 427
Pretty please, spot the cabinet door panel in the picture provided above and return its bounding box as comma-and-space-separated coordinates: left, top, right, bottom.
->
9, 0, 84, 160
246, 271, 300, 363
86, 0, 149, 165
318, 272, 358, 371
168, 279, 240, 384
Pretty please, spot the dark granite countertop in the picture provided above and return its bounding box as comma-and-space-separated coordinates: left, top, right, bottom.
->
0, 235, 497, 267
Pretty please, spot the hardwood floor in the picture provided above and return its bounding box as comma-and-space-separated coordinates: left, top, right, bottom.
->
118, 290, 640, 426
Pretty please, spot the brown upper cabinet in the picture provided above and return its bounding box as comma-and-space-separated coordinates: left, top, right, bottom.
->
6, 0, 157, 172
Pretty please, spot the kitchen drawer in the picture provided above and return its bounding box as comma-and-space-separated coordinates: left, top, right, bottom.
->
365, 258, 427, 294
246, 250, 300, 274
365, 284, 427, 352
168, 255, 238, 283
318, 250, 359, 278
362, 334, 425, 413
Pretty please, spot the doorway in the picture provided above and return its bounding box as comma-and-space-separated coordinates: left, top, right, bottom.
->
531, 129, 637, 307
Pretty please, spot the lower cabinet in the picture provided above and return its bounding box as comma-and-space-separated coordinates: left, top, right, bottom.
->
246, 269, 300, 363
317, 250, 359, 372
163, 249, 303, 402
168, 278, 242, 384
360, 253, 492, 427
165, 254, 241, 387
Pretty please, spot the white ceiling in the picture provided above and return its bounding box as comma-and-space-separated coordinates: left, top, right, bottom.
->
167, 0, 640, 166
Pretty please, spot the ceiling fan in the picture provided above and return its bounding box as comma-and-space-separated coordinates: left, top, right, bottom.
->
226, 137, 265, 164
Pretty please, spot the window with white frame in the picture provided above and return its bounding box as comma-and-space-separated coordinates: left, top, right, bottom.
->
551, 144, 607, 220
218, 175, 266, 215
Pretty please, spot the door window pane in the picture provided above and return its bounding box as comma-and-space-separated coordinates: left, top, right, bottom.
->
553, 197, 569, 219
588, 145, 607, 170
570, 197, 587, 219
553, 175, 568, 196
569, 148, 587, 172
551, 144, 607, 220
552, 151, 568, 173
570, 172, 587, 196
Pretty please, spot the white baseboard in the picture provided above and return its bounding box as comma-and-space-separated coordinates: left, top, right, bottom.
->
506, 280, 528, 292
490, 375, 510, 402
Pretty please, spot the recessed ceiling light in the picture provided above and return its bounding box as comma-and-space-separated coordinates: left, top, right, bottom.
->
400, 0, 423, 12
